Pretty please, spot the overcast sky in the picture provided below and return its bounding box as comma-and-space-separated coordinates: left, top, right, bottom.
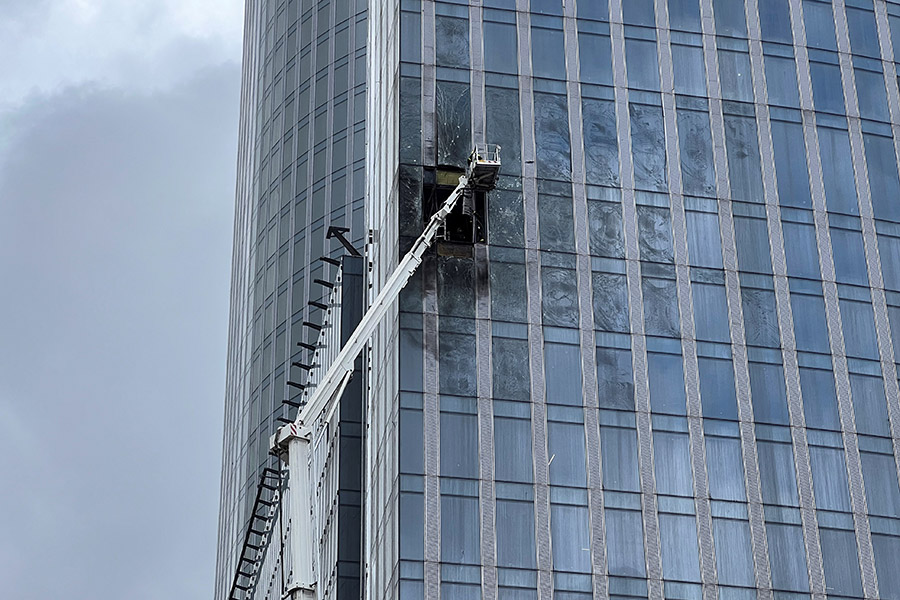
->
0, 1, 245, 597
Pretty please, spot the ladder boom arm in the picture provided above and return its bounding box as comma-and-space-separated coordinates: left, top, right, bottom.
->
275, 175, 470, 444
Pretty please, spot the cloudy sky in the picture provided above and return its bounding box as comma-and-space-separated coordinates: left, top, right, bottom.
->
0, 1, 245, 597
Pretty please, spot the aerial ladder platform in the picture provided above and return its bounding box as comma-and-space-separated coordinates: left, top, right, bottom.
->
269, 145, 501, 600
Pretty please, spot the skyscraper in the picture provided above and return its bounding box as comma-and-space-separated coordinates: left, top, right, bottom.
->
217, 1, 900, 599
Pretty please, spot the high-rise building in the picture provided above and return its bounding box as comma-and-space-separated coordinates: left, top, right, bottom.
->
217, 1, 900, 600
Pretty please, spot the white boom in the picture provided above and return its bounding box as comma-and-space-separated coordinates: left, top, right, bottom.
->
271, 146, 500, 600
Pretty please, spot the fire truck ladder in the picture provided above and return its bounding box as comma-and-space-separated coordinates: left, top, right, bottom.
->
228, 467, 282, 600
270, 145, 501, 600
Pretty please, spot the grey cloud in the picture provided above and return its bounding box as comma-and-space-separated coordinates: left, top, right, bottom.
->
0, 60, 240, 599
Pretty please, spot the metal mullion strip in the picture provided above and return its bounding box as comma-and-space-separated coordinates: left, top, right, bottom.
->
470, 3, 486, 145
834, 2, 900, 596
515, 2, 551, 597
744, 1, 826, 597
876, 0, 900, 218
563, 2, 608, 595
698, 0, 774, 596
422, 274, 440, 593
871, 0, 900, 522
421, 4, 440, 596
653, 2, 718, 598
788, 2, 879, 598
468, 8, 495, 596
607, 2, 664, 599
422, 0, 436, 168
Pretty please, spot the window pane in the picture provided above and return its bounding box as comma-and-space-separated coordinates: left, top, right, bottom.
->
713, 519, 755, 586
649, 352, 688, 414
758, 0, 792, 42
809, 445, 851, 512
542, 266, 579, 325
820, 528, 863, 597
484, 22, 518, 74
810, 62, 844, 114
578, 32, 612, 85
872, 534, 900, 600
673, 44, 707, 96
548, 421, 588, 486
669, 0, 701, 31
659, 514, 701, 581
771, 120, 811, 208
713, 0, 747, 36
442, 495, 481, 564
818, 127, 858, 215
766, 523, 810, 591
750, 362, 789, 424
654, 431, 694, 496
864, 132, 900, 223
545, 342, 583, 405
436, 16, 470, 68
686, 210, 724, 268
800, 367, 840, 431
638, 206, 675, 263
496, 499, 536, 568
441, 412, 479, 478
643, 277, 681, 337
725, 115, 764, 202
850, 373, 891, 438
531, 27, 566, 79
597, 347, 635, 409
593, 272, 630, 332
803, 0, 837, 50
630, 103, 668, 191
678, 108, 716, 196
534, 93, 572, 181
693, 283, 731, 342
440, 333, 477, 395
602, 425, 640, 491
791, 293, 830, 353
606, 508, 647, 576
493, 337, 531, 400
782, 222, 820, 278
861, 452, 900, 517
742, 288, 780, 348
707, 436, 747, 500
588, 200, 625, 258
699, 357, 739, 420
757, 440, 799, 506
765, 54, 800, 107
550, 504, 592, 572
495, 416, 534, 482
583, 98, 620, 186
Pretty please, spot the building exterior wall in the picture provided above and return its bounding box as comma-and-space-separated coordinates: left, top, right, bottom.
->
220, 0, 900, 599
215, 0, 368, 598
383, 0, 900, 599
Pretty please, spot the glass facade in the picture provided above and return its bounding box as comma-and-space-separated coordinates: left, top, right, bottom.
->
377, 0, 900, 598
214, 0, 367, 598
219, 0, 900, 599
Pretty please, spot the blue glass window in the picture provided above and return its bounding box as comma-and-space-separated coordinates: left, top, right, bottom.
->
758, 0, 792, 42
699, 357, 739, 420
668, 0, 701, 32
